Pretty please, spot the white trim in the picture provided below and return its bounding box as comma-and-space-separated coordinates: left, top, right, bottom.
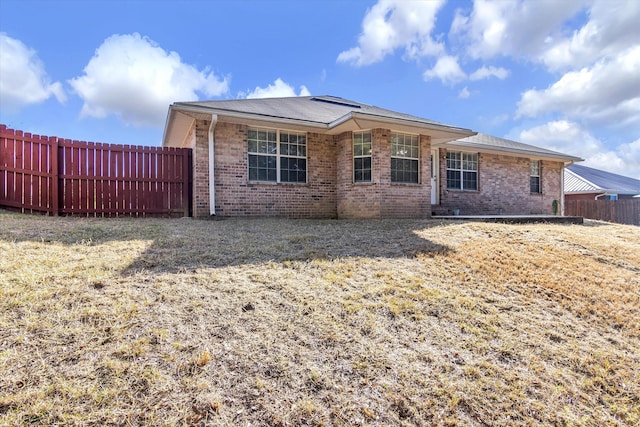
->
446, 150, 478, 191
560, 163, 565, 215
352, 130, 373, 183
209, 115, 218, 216
247, 127, 308, 184
431, 148, 439, 205
390, 131, 420, 184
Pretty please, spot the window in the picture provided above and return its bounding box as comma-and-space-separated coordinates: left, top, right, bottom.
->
248, 128, 306, 183
391, 133, 419, 183
353, 131, 372, 182
530, 160, 541, 193
446, 151, 477, 190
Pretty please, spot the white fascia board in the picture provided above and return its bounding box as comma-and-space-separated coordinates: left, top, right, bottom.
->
444, 141, 583, 163
347, 112, 475, 137
171, 104, 328, 130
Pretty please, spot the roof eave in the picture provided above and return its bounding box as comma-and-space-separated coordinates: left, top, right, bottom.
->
445, 141, 584, 162
331, 111, 475, 141
171, 103, 330, 129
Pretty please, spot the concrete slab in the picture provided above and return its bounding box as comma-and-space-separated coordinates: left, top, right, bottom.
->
431, 215, 584, 224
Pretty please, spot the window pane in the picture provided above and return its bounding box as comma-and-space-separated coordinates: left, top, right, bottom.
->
248, 129, 257, 140
530, 160, 540, 176
354, 143, 363, 157
280, 157, 306, 183
249, 154, 276, 182
447, 170, 461, 189
462, 153, 477, 171
280, 133, 289, 143
268, 131, 276, 142
390, 143, 398, 157
530, 176, 540, 193
392, 158, 418, 183
446, 152, 461, 169
463, 171, 477, 190
363, 132, 371, 143
354, 157, 371, 182
280, 143, 289, 155
363, 141, 372, 156
248, 140, 258, 153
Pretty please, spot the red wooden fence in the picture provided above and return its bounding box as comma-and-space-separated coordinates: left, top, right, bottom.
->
0, 125, 192, 217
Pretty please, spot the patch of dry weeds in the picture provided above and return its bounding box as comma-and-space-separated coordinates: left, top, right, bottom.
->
1, 212, 638, 426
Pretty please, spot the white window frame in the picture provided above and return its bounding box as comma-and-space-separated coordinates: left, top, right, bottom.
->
391, 132, 420, 184
247, 127, 307, 184
353, 131, 372, 183
530, 160, 541, 194
446, 151, 478, 191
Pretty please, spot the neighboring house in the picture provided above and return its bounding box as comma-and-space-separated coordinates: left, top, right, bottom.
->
565, 164, 640, 200
162, 96, 581, 219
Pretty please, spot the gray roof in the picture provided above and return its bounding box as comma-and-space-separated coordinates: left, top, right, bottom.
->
163, 96, 580, 163
175, 95, 468, 130
565, 164, 640, 195
449, 133, 583, 162
164, 95, 476, 147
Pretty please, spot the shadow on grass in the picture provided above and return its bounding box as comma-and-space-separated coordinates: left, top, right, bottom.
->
121, 218, 455, 274
0, 210, 454, 273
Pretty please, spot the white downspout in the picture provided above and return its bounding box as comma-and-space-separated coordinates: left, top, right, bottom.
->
561, 163, 566, 216
208, 114, 218, 216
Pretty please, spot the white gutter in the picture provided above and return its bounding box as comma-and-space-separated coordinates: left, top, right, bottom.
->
173, 104, 327, 129
209, 114, 218, 216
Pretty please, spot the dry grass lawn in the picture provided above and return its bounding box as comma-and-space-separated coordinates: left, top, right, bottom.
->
0, 211, 639, 426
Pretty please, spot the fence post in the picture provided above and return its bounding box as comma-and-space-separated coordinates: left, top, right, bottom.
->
51, 137, 59, 216
182, 148, 190, 217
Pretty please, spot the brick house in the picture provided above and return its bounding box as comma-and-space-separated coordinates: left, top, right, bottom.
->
162, 96, 581, 218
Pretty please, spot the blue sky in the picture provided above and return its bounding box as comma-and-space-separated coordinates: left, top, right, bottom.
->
1, 0, 639, 178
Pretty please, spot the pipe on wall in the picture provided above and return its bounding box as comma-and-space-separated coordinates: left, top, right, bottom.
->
208, 114, 218, 216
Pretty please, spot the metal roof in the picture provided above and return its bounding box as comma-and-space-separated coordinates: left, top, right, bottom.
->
565, 164, 640, 195
448, 133, 583, 162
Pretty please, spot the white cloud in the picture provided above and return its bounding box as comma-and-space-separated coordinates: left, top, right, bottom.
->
0, 33, 66, 110
423, 55, 466, 85
458, 86, 471, 99
469, 65, 509, 81
450, 0, 586, 61
337, 0, 446, 66
516, 46, 640, 127
68, 33, 229, 127
244, 78, 310, 99
518, 120, 640, 180
541, 0, 640, 71
519, 120, 600, 158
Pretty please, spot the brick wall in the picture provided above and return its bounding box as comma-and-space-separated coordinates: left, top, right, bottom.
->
191, 120, 564, 218
192, 119, 210, 218
202, 122, 337, 218
337, 129, 432, 219
437, 148, 563, 215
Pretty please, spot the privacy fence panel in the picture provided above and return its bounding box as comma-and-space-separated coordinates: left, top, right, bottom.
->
0, 125, 192, 217
565, 199, 639, 226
